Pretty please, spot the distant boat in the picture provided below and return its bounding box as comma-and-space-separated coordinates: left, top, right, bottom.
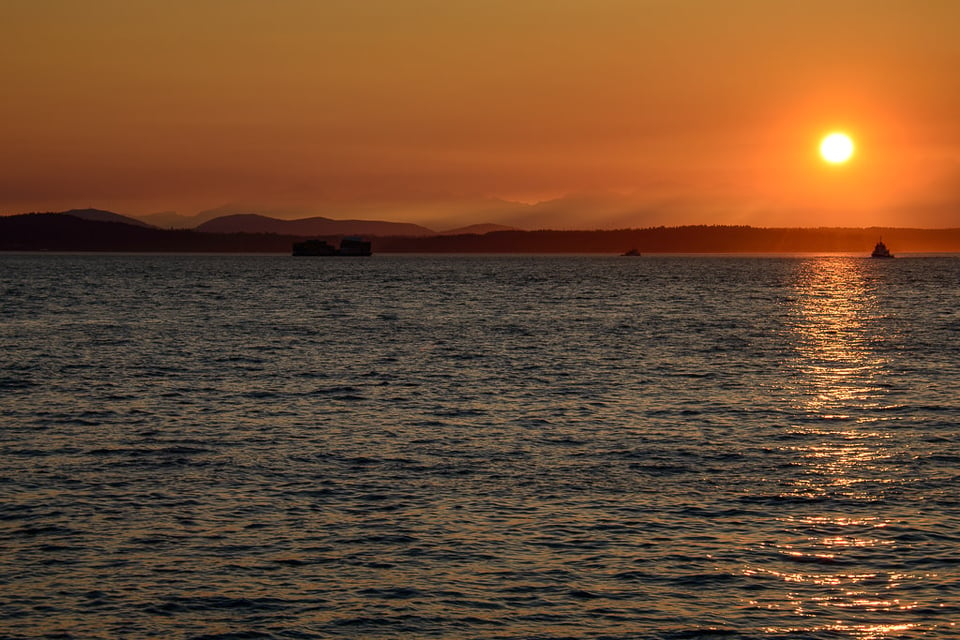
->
292, 236, 372, 256
871, 239, 894, 258
621, 248, 641, 257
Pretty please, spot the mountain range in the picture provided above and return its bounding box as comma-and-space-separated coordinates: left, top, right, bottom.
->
2, 208, 516, 237
104, 193, 696, 232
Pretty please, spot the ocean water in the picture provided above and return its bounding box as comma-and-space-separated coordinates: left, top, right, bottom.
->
2, 253, 959, 639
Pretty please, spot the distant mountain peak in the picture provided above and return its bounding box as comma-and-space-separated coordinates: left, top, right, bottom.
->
61, 208, 155, 228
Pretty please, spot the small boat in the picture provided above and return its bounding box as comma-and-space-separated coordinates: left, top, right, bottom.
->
871, 239, 894, 259
621, 248, 641, 257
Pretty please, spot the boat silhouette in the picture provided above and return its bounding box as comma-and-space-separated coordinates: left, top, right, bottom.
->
871, 239, 893, 258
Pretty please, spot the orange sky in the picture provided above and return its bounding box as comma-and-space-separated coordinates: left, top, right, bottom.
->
1, 0, 958, 228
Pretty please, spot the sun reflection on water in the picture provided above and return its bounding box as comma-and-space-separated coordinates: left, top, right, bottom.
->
792, 259, 886, 414
785, 258, 897, 503
751, 258, 927, 637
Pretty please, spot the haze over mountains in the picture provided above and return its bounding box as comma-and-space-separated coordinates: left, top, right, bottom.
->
134, 200, 534, 231
6, 194, 960, 243
128, 195, 694, 232
18, 187, 959, 234
135, 202, 521, 235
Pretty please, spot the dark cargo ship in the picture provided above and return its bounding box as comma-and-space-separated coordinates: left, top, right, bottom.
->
292, 236, 372, 256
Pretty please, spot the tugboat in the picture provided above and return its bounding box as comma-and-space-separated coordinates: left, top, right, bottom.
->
871, 239, 894, 259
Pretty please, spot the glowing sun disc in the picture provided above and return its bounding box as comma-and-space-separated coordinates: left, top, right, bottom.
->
820, 133, 855, 164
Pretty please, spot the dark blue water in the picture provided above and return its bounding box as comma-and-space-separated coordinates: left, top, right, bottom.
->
2, 254, 959, 639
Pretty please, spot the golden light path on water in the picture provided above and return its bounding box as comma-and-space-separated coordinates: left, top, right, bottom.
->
752, 258, 935, 638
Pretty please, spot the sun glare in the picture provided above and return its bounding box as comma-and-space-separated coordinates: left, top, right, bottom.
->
820, 133, 855, 164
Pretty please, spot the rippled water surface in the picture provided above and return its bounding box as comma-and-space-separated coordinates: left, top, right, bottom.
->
2, 254, 959, 639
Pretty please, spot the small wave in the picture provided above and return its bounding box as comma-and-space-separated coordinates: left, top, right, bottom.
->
340, 533, 418, 545
358, 586, 423, 599
189, 632, 279, 640
3, 448, 51, 458
778, 551, 851, 566
10, 524, 80, 537
244, 390, 281, 399
310, 385, 363, 395
659, 629, 743, 639
271, 557, 336, 567
144, 596, 289, 615
0, 377, 36, 390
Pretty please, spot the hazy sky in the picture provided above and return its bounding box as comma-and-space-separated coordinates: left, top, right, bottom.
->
2, 0, 958, 227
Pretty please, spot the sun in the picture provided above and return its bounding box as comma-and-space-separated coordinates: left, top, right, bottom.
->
820, 132, 855, 164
